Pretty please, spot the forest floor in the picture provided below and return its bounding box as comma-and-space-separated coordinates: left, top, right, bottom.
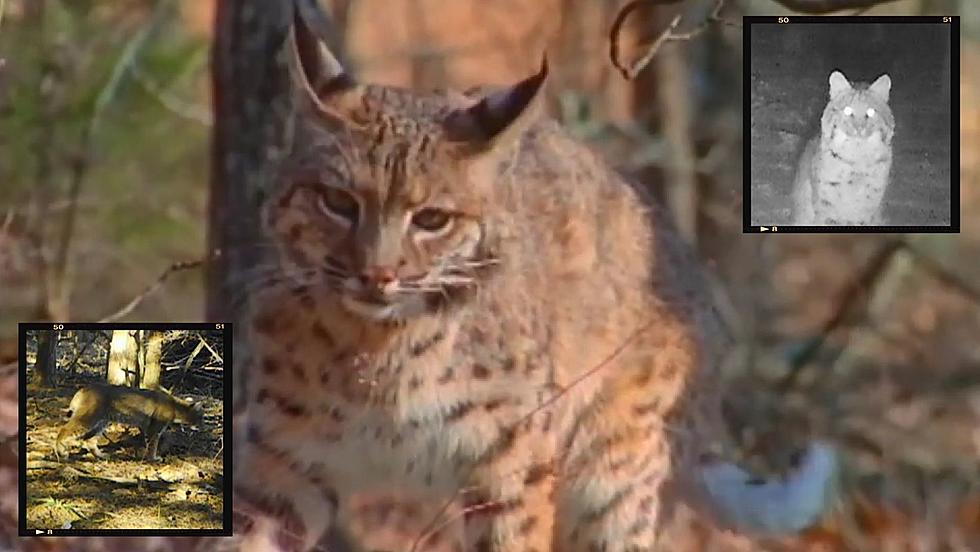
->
23, 378, 223, 533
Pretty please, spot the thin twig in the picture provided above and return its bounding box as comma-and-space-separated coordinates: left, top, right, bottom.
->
90, 0, 176, 134
174, 337, 206, 392
904, 245, 980, 305
777, 240, 903, 392
131, 63, 213, 126
198, 333, 224, 365
777, 238, 980, 393
64, 332, 100, 373
609, 0, 730, 81
98, 260, 203, 323
412, 498, 503, 550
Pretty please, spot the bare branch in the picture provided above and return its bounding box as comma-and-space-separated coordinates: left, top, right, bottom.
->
609, 0, 900, 81
98, 260, 203, 323
777, 238, 980, 393
609, 0, 729, 81
131, 63, 213, 126
63, 332, 99, 373
904, 245, 980, 305
197, 333, 224, 365
777, 240, 903, 392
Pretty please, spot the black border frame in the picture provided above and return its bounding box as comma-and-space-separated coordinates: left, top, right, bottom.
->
742, 15, 961, 234
18, 322, 233, 539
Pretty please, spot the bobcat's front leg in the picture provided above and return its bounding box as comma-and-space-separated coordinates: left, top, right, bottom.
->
83, 436, 107, 459
141, 420, 168, 461
236, 435, 345, 552
554, 349, 679, 552
465, 417, 557, 551
555, 428, 668, 552
466, 467, 556, 551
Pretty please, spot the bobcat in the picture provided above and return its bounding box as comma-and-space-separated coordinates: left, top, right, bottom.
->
234, 8, 837, 552
54, 384, 202, 461
791, 70, 895, 225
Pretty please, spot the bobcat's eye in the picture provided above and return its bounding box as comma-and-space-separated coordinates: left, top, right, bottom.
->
866, 108, 876, 118
411, 208, 453, 233
843, 106, 854, 116
316, 187, 360, 224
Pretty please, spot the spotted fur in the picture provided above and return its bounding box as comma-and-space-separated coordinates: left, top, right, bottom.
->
234, 8, 836, 552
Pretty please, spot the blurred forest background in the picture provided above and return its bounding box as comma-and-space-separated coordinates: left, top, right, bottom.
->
0, 0, 978, 550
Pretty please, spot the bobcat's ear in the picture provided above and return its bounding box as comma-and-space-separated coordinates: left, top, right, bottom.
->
828, 70, 851, 99
868, 74, 891, 102
290, 0, 364, 123
445, 57, 548, 154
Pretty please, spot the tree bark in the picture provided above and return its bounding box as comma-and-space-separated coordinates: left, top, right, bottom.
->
106, 330, 138, 386
207, 0, 298, 530
205, 0, 295, 325
207, 1, 297, 464
142, 330, 165, 389
33, 331, 57, 387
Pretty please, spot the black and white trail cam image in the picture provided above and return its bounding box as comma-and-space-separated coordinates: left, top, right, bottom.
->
791, 70, 894, 226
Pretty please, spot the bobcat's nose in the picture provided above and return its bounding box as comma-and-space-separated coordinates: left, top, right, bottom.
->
358, 265, 398, 293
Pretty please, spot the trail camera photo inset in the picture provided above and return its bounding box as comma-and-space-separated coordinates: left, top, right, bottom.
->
19, 323, 232, 538
744, 16, 959, 234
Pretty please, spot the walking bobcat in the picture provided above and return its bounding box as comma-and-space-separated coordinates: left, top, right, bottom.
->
55, 384, 202, 461
791, 70, 895, 225
234, 8, 837, 552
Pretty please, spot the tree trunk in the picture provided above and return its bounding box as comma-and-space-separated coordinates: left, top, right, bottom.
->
206, 0, 294, 325
142, 330, 165, 389
33, 331, 58, 387
209, 3, 362, 549
207, 0, 298, 525
106, 330, 138, 386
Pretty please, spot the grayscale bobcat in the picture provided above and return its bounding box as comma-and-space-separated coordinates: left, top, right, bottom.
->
791, 70, 894, 225
55, 384, 202, 461
233, 7, 838, 552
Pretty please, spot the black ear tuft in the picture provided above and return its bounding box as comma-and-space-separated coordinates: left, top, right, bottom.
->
292, 0, 354, 101
446, 56, 548, 151
471, 57, 548, 141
